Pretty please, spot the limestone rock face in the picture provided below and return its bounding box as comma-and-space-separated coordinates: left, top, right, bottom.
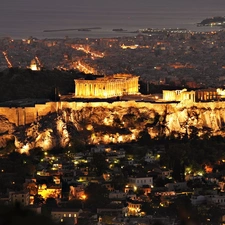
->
0, 116, 15, 134
0, 116, 15, 148
14, 113, 70, 153
0, 134, 15, 148
2, 101, 225, 153
60, 102, 225, 145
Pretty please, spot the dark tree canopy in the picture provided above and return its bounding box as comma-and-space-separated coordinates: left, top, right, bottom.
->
0, 68, 91, 102
0, 203, 57, 225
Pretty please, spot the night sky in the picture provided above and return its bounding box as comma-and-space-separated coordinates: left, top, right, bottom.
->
1, 0, 225, 38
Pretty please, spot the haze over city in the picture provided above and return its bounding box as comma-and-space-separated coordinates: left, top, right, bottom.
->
1, 0, 225, 38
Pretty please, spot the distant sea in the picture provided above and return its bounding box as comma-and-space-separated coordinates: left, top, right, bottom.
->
1, 0, 225, 39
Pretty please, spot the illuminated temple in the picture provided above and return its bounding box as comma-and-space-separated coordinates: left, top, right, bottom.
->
163, 88, 223, 102
74, 74, 139, 98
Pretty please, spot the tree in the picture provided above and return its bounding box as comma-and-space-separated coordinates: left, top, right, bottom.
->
101, 215, 114, 224
0, 203, 57, 225
154, 177, 172, 188
66, 199, 83, 208
111, 174, 128, 191
33, 194, 44, 205
172, 159, 185, 182
137, 130, 152, 146
8, 151, 22, 162
85, 183, 110, 211
29, 147, 44, 159
91, 153, 108, 176
168, 196, 199, 225
45, 197, 58, 209
141, 202, 154, 215
66, 137, 86, 154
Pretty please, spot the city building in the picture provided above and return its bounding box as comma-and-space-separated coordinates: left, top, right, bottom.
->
51, 208, 82, 224
37, 184, 62, 200
126, 199, 142, 216
128, 176, 153, 188
9, 191, 30, 206
29, 57, 41, 71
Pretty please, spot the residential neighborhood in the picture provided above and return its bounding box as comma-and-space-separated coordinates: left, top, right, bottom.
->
0, 139, 225, 225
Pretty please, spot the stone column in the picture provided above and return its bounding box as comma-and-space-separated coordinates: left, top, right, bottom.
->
77, 82, 80, 97
135, 78, 138, 93
96, 82, 99, 97
84, 83, 87, 97
85, 83, 88, 97
129, 79, 132, 93
94, 83, 96, 96
120, 81, 122, 95
87, 83, 90, 96
75, 81, 76, 96
90, 83, 92, 96
89, 83, 91, 96
99, 82, 102, 97
79, 83, 82, 97
78, 82, 81, 97
111, 82, 114, 96
109, 82, 111, 97
76, 82, 78, 96
132, 79, 135, 93
131, 79, 134, 93
81, 83, 84, 97
118, 82, 119, 95
75, 81, 78, 96
91, 83, 94, 96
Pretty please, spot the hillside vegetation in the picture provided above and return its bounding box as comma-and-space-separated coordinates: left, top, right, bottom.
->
0, 68, 95, 102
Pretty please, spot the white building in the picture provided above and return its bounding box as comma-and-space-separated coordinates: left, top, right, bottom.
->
128, 176, 153, 188
91, 145, 106, 153
109, 191, 126, 200
165, 182, 187, 191
207, 195, 225, 206
51, 208, 82, 224
9, 191, 30, 206
191, 195, 206, 205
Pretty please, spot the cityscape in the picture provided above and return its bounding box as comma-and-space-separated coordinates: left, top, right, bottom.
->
2, 2, 225, 225
2, 28, 225, 89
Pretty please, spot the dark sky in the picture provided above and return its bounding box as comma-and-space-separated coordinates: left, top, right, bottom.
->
1, 0, 225, 38
2, 0, 225, 10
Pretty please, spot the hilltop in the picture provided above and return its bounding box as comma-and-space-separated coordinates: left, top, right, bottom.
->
197, 16, 225, 26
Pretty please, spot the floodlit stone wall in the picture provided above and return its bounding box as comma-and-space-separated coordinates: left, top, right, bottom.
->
1, 100, 225, 129
0, 102, 57, 126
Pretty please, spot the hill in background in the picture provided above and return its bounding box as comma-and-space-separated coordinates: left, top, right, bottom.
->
0, 68, 97, 103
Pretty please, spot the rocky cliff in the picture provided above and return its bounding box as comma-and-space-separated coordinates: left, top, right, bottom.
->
1, 100, 225, 153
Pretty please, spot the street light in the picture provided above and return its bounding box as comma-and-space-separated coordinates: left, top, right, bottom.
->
81, 194, 86, 209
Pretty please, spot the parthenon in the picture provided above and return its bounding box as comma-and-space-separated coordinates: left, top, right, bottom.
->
74, 74, 139, 98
